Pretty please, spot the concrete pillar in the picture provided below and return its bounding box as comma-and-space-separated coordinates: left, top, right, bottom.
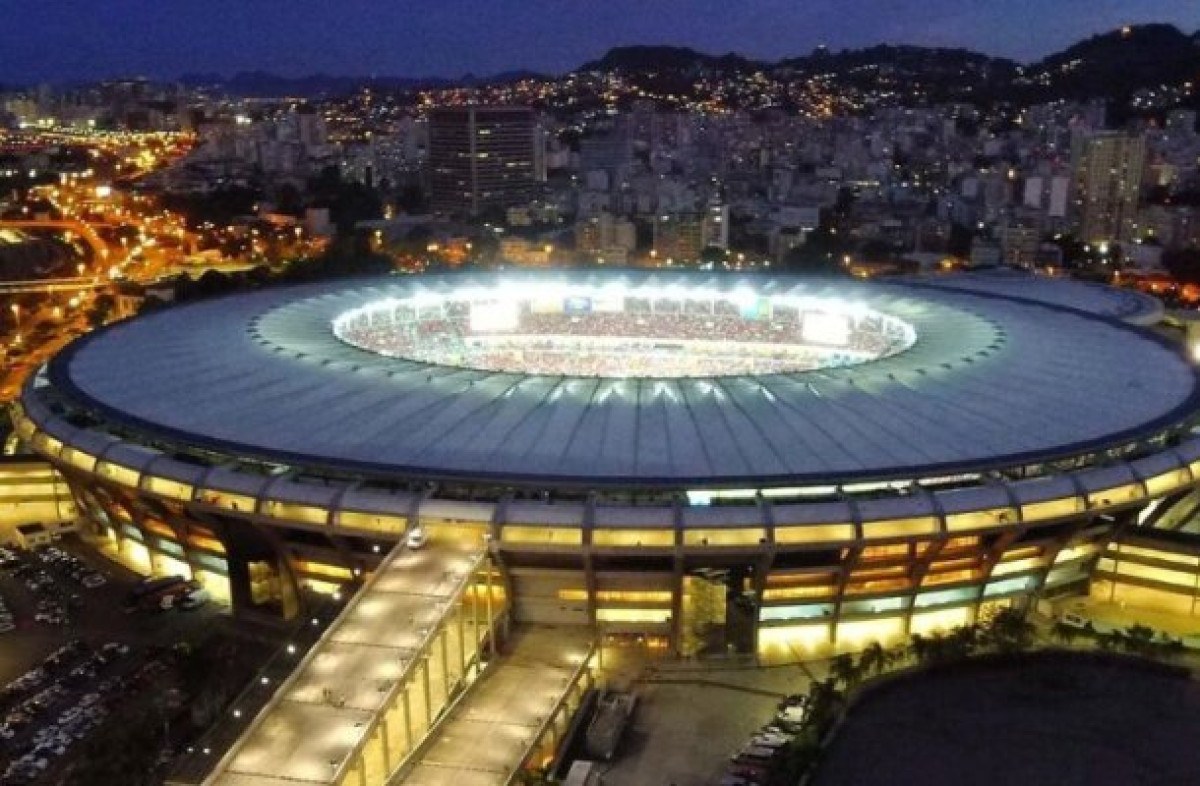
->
457, 602, 467, 677
471, 585, 482, 675
484, 568, 497, 658
421, 656, 432, 726
439, 627, 451, 700
379, 716, 392, 772
401, 687, 413, 753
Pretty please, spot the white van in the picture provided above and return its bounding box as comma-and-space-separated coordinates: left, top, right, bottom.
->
562, 761, 603, 786
179, 588, 212, 610
406, 527, 428, 550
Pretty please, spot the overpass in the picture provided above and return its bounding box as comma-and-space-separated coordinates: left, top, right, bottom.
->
0, 220, 110, 263
194, 532, 507, 786
0, 276, 107, 295
388, 627, 597, 786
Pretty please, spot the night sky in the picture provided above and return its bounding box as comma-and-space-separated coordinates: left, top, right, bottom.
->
1, 0, 1197, 84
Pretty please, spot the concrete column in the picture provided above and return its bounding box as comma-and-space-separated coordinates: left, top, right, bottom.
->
421, 656, 432, 726
439, 627, 451, 700
457, 602, 467, 677
379, 716, 392, 772
401, 688, 413, 753
471, 583, 482, 675
484, 567, 497, 658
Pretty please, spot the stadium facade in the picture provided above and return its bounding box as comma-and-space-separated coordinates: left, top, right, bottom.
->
15, 270, 1200, 656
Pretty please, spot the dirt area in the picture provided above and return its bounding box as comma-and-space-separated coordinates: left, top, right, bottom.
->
813, 653, 1200, 786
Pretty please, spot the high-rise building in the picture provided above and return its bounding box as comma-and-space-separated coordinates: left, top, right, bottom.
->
428, 106, 535, 216
1071, 132, 1146, 244
997, 223, 1041, 268
703, 201, 730, 250
653, 213, 706, 262
575, 212, 637, 263
294, 107, 327, 149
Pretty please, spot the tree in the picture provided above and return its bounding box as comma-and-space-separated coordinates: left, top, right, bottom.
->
828, 652, 861, 689
781, 223, 849, 277
307, 166, 384, 235
944, 624, 980, 660
1121, 624, 1156, 657
64, 701, 164, 786
1163, 246, 1200, 284
1051, 621, 1080, 647
86, 292, 116, 327
274, 182, 305, 216
907, 633, 929, 665
980, 607, 1034, 654
921, 631, 953, 664
803, 678, 843, 732
1160, 637, 1186, 660
857, 641, 887, 678
1095, 630, 1122, 652
699, 245, 726, 266
947, 222, 975, 259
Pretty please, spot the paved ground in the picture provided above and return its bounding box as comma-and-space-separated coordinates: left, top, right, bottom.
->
596, 656, 816, 786
1053, 596, 1200, 638
813, 655, 1200, 786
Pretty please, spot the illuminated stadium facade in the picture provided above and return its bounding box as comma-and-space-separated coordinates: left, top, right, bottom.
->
15, 270, 1200, 656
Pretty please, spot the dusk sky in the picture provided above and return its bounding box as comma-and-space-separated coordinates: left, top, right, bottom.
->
1, 0, 1197, 84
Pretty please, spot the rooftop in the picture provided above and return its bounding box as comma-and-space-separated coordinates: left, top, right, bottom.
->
39, 270, 1199, 489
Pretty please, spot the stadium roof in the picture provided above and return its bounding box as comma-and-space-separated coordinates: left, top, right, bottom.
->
913, 269, 1165, 325
42, 271, 1200, 489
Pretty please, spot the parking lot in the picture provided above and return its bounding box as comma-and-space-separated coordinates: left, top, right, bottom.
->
0, 538, 220, 686
0, 535, 275, 784
595, 655, 816, 786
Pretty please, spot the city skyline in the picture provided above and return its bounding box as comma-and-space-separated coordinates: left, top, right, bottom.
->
4, 3, 1200, 782
0, 0, 1196, 84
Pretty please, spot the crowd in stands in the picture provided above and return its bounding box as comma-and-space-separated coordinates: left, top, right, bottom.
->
333, 297, 912, 378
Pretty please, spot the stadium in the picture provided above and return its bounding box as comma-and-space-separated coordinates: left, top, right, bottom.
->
14, 269, 1200, 656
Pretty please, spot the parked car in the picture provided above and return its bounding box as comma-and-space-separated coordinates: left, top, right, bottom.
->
81, 573, 106, 589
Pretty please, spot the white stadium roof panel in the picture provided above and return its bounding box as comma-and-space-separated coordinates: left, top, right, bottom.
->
38, 271, 1200, 490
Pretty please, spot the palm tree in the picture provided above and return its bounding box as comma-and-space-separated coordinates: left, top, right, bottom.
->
1051, 621, 1079, 647
1160, 637, 1186, 660
946, 624, 979, 659
922, 631, 953, 664
1122, 624, 1155, 656
857, 641, 886, 677
804, 677, 843, 731
982, 607, 1034, 653
1095, 629, 1122, 652
829, 652, 861, 689
907, 633, 929, 665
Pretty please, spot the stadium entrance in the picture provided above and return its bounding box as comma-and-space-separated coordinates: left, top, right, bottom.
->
681, 567, 757, 656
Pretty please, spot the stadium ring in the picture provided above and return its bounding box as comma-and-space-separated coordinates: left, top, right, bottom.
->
14, 269, 1200, 655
